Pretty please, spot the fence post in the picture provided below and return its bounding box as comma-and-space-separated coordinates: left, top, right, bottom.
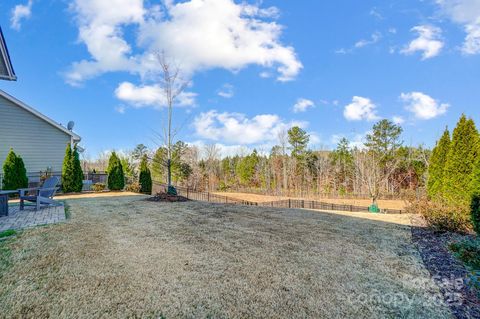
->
186, 187, 189, 199
302, 200, 304, 208
288, 199, 291, 208
207, 192, 210, 202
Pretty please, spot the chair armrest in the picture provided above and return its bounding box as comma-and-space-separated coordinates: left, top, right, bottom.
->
18, 187, 40, 196
38, 187, 58, 191
37, 187, 59, 198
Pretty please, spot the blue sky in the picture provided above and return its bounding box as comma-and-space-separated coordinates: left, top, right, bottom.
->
1, 0, 479, 158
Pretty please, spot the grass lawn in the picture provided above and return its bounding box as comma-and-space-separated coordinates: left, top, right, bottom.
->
0, 196, 451, 318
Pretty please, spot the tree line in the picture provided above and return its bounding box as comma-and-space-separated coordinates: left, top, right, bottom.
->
86, 119, 429, 202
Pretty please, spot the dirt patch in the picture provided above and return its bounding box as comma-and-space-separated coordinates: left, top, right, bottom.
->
0, 196, 452, 318
214, 192, 407, 210
411, 215, 480, 319
148, 192, 189, 202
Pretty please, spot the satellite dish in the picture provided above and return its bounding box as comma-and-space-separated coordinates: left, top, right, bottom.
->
67, 121, 75, 131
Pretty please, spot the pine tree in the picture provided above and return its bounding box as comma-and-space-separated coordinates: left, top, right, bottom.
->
62, 144, 74, 193
2, 149, 27, 190
443, 115, 479, 204
288, 126, 310, 160
427, 128, 450, 199
72, 144, 84, 192
139, 154, 152, 194
107, 152, 125, 191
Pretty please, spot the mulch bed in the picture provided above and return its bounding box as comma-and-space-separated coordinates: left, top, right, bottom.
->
147, 192, 189, 203
411, 215, 480, 319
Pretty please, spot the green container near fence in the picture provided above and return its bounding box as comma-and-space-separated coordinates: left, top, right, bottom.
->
368, 204, 380, 213
167, 185, 178, 196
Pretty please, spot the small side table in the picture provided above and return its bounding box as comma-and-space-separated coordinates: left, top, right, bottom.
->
0, 190, 18, 217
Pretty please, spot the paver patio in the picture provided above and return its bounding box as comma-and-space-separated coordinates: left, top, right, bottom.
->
0, 204, 65, 232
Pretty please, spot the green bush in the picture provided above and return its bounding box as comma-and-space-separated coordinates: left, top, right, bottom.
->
138, 154, 152, 194
91, 183, 106, 192
125, 182, 141, 193
407, 198, 471, 233
107, 152, 125, 191
2, 149, 28, 190
450, 238, 480, 269
471, 194, 480, 235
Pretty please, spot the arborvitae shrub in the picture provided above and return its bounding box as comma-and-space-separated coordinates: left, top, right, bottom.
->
107, 152, 125, 191
62, 144, 75, 193
427, 128, 450, 199
471, 194, 480, 235
72, 145, 84, 192
2, 149, 28, 190
443, 115, 479, 205
139, 154, 152, 194
15, 155, 28, 189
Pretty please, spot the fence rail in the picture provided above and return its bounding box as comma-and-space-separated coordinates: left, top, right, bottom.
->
153, 183, 405, 214
220, 187, 410, 200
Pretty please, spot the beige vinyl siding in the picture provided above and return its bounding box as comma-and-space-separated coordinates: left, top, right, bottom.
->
0, 95, 71, 175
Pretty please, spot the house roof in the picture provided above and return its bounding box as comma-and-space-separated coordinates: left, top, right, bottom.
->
0, 26, 16, 81
0, 89, 81, 142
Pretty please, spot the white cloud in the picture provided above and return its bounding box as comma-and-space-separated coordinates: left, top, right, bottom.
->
259, 71, 272, 78
336, 31, 382, 54
400, 92, 449, 120
115, 82, 196, 109
370, 8, 384, 20
217, 84, 234, 98
392, 116, 405, 125
193, 110, 306, 145
66, 0, 302, 86
463, 23, 480, 54
343, 96, 380, 121
293, 98, 315, 113
10, 0, 33, 30
115, 105, 126, 114
401, 25, 444, 60
355, 32, 382, 48
65, 0, 145, 85
435, 0, 480, 54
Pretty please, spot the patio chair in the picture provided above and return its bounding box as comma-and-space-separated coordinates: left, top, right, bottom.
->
19, 177, 60, 211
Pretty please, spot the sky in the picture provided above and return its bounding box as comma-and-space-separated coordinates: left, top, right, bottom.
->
1, 0, 479, 159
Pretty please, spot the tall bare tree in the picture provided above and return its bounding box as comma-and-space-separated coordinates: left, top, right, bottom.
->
277, 129, 289, 192
157, 52, 189, 187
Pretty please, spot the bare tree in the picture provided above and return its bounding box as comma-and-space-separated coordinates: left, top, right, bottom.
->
157, 52, 189, 187
277, 129, 288, 192
354, 149, 400, 204
204, 144, 220, 191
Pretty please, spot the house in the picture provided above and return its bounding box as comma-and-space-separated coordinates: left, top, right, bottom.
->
0, 26, 16, 81
0, 90, 81, 184
1, 25, 81, 186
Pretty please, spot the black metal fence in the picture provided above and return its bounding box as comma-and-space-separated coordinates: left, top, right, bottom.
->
153, 183, 405, 214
